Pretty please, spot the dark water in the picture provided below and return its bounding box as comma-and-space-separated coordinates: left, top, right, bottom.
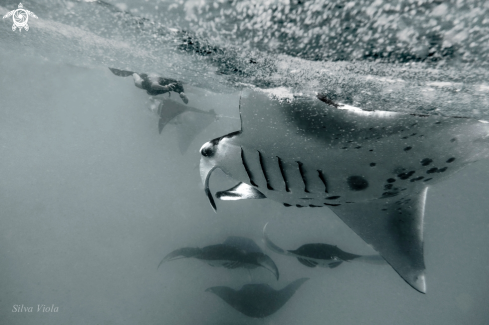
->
1, 1, 489, 324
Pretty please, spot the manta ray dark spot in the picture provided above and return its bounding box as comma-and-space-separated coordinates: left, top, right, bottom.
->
446, 157, 456, 163
283, 203, 291, 207
411, 133, 417, 136
404, 146, 412, 151
387, 178, 396, 183
423, 178, 433, 182
427, 168, 438, 174
326, 196, 340, 200
382, 208, 388, 211
410, 176, 424, 182
341, 147, 348, 149
435, 121, 441, 125
438, 167, 448, 172
369, 149, 374, 152
402, 136, 408, 139
398, 171, 415, 180
421, 158, 433, 166
355, 146, 362, 149
296, 205, 304, 208
450, 138, 457, 142
347, 176, 369, 191
381, 191, 399, 198
370, 163, 376, 167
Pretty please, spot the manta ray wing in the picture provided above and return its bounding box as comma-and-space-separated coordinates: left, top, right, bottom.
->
330, 188, 428, 292
175, 110, 216, 154
157, 99, 189, 134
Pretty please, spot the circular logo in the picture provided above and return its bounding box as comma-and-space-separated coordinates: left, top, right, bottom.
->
13, 9, 28, 28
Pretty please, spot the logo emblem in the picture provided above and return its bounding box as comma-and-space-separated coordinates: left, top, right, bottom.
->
3, 3, 38, 32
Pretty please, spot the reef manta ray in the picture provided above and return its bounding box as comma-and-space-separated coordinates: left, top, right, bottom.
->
199, 89, 489, 293
206, 278, 308, 318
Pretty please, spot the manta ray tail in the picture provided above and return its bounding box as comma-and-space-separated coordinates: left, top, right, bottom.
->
255, 254, 280, 280
262, 223, 291, 256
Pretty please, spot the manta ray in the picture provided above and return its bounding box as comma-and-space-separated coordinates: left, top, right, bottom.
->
109, 68, 216, 153
199, 89, 489, 293
205, 278, 308, 318
263, 223, 385, 268
158, 236, 279, 280
156, 98, 216, 154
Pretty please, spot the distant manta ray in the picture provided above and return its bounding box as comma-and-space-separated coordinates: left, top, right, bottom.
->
199, 89, 489, 293
159, 236, 279, 280
263, 223, 386, 268
205, 278, 308, 318
156, 98, 216, 154
109, 68, 216, 153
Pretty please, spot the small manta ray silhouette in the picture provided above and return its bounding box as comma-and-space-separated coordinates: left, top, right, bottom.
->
158, 236, 279, 280
263, 223, 386, 268
156, 98, 216, 154
109, 68, 216, 154
205, 278, 309, 318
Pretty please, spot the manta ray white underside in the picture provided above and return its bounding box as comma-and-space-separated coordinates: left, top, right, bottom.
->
199, 89, 489, 293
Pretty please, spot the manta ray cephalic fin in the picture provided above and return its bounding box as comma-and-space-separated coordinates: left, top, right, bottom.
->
216, 182, 266, 200
329, 188, 428, 293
